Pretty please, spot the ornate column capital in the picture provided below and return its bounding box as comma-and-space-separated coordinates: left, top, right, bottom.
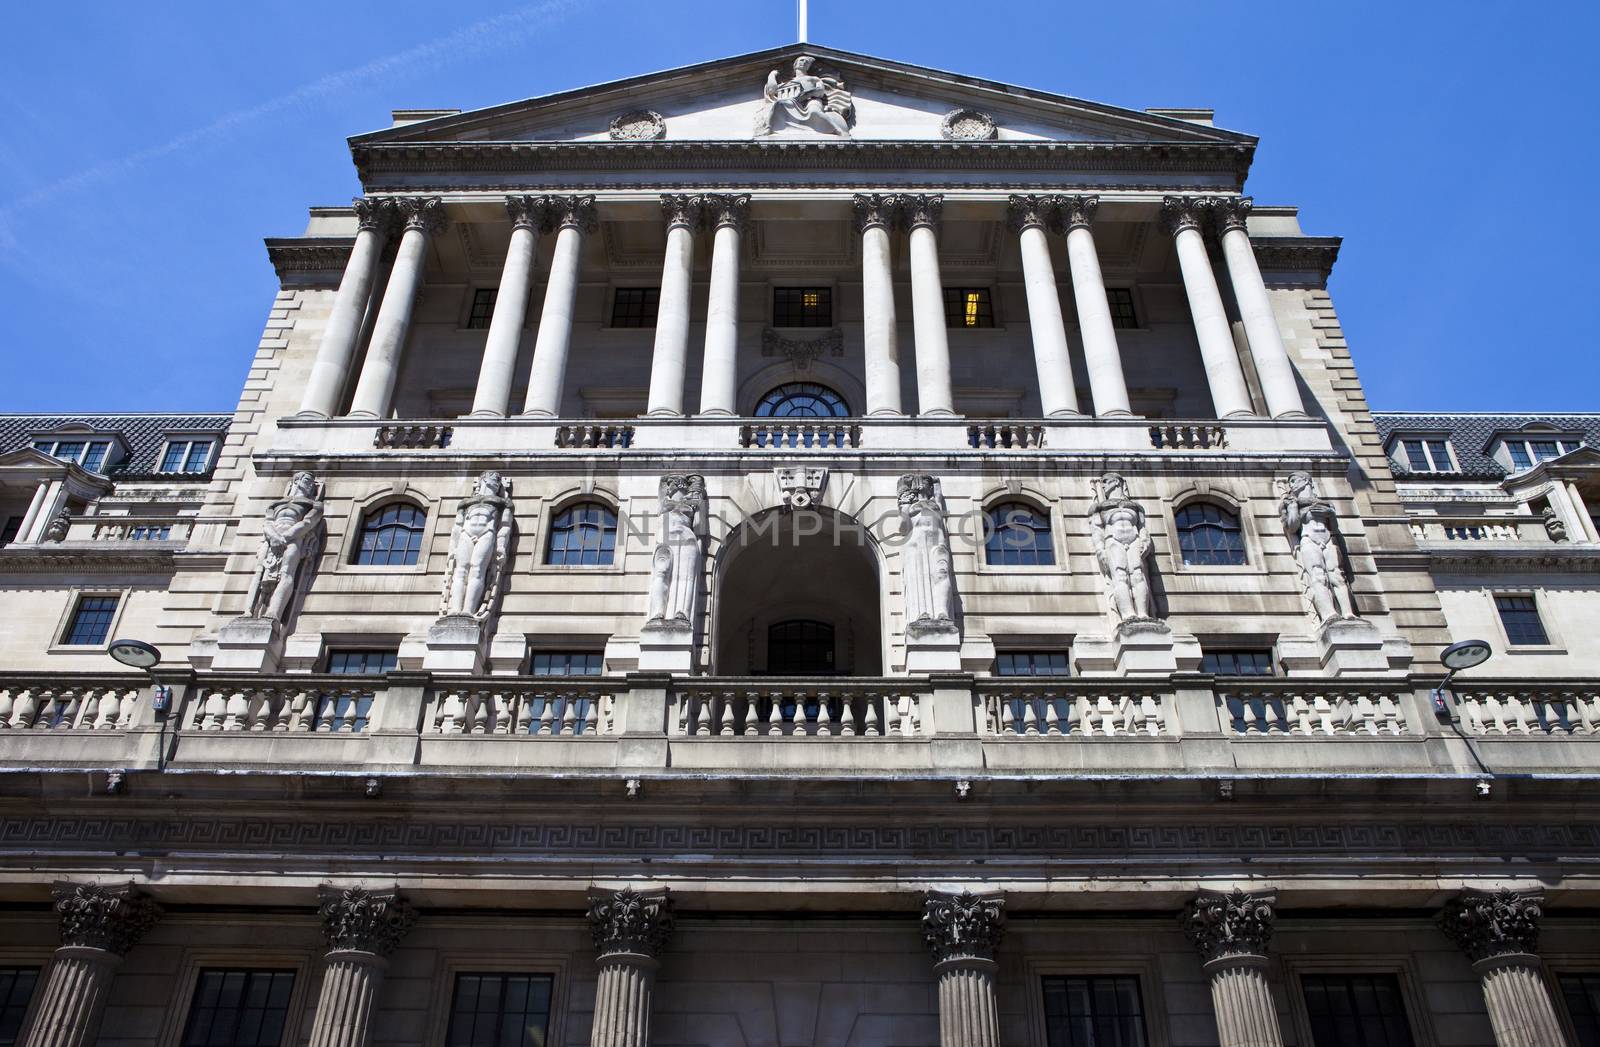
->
544, 194, 598, 234
1210, 195, 1253, 235
505, 194, 549, 232
1056, 194, 1100, 231
702, 193, 751, 232
352, 197, 396, 234
317, 886, 418, 957
1161, 195, 1211, 236
894, 193, 944, 232
395, 196, 446, 235
1180, 888, 1276, 964
852, 193, 898, 233
51, 881, 162, 957
660, 193, 706, 230
588, 888, 675, 959
922, 890, 1006, 965
1438, 888, 1544, 963
1006, 194, 1059, 233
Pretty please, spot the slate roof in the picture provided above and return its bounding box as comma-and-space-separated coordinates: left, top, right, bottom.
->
0, 413, 231, 479
1374, 412, 1600, 480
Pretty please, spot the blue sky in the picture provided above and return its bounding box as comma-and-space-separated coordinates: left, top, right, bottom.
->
2, 1, 1595, 413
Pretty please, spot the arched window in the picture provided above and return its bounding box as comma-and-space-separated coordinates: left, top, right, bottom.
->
352, 503, 426, 566
546, 502, 618, 566
984, 502, 1055, 566
1175, 502, 1246, 566
754, 383, 850, 418
767, 619, 835, 675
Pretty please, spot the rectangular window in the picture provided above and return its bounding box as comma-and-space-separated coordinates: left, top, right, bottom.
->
1106, 287, 1139, 329
32, 439, 112, 471
1560, 972, 1600, 1047
179, 968, 295, 1047
1041, 974, 1148, 1047
327, 650, 399, 675
773, 287, 832, 327
1495, 594, 1550, 646
64, 595, 118, 646
942, 287, 994, 328
1507, 441, 1533, 469
445, 972, 554, 1047
0, 967, 39, 1047
467, 288, 498, 329
1399, 438, 1453, 472
1425, 439, 1452, 470
128, 525, 172, 541
610, 287, 660, 328
160, 439, 214, 474
81, 441, 110, 473
530, 651, 604, 676
1300, 974, 1416, 1047
1201, 649, 1275, 675
995, 651, 1070, 676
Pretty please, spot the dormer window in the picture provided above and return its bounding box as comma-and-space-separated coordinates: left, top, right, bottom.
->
1504, 436, 1582, 471
32, 438, 114, 473
1397, 437, 1454, 473
158, 438, 215, 474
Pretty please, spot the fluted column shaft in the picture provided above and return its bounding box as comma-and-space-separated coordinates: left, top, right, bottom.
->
1214, 199, 1306, 418
856, 195, 902, 416
1438, 888, 1571, 1047
591, 952, 658, 1047
469, 197, 544, 417
697, 195, 747, 416
1059, 197, 1132, 417
902, 196, 955, 417
935, 958, 1001, 1047
347, 198, 443, 418
647, 196, 702, 417
308, 951, 387, 1047
1008, 197, 1079, 416
1163, 197, 1254, 419
522, 196, 596, 417
923, 891, 1006, 1047
19, 948, 121, 1047
300, 200, 390, 418
1181, 889, 1283, 1047
1203, 955, 1284, 1047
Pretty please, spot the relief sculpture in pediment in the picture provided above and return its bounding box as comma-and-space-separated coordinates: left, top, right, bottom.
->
754, 54, 854, 137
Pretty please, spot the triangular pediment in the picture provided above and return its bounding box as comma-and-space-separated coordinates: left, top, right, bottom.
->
355, 45, 1252, 148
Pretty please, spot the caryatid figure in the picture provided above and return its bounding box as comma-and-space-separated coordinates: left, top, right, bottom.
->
441, 472, 514, 620
646, 474, 706, 626
1088, 473, 1158, 623
244, 471, 325, 623
898, 474, 957, 635
1278, 470, 1356, 623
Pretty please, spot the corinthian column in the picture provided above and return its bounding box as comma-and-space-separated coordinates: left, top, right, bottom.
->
308, 887, 418, 1047
587, 888, 675, 1047
899, 194, 955, 416
1007, 195, 1079, 416
1439, 888, 1571, 1047
1162, 197, 1254, 419
300, 198, 394, 418
696, 194, 748, 416
1058, 195, 1132, 417
646, 195, 704, 416
18, 882, 161, 1047
1212, 198, 1307, 419
855, 194, 903, 416
923, 891, 1005, 1047
347, 197, 446, 418
469, 195, 547, 417
1179, 888, 1284, 1047
522, 195, 598, 416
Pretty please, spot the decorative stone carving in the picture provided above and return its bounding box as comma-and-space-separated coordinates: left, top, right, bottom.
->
352, 197, 396, 233
440, 472, 514, 621
645, 474, 705, 628
243, 471, 324, 624
940, 108, 997, 141
1542, 506, 1569, 542
547, 194, 599, 234
395, 195, 446, 234
761, 326, 844, 368
317, 886, 418, 957
893, 192, 943, 231
922, 890, 1005, 964
660, 193, 705, 229
1005, 193, 1059, 232
701, 193, 750, 232
898, 474, 957, 637
755, 54, 853, 137
1056, 193, 1100, 231
1438, 888, 1544, 962
1277, 471, 1357, 624
51, 881, 161, 956
1210, 195, 1253, 234
608, 109, 665, 141
588, 887, 675, 958
1160, 194, 1209, 236
1088, 473, 1158, 624
42, 507, 71, 543
775, 466, 828, 510
505, 193, 549, 232
1179, 888, 1276, 963
852, 192, 898, 232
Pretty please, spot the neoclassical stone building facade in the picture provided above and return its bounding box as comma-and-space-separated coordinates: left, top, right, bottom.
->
1, 45, 1597, 1047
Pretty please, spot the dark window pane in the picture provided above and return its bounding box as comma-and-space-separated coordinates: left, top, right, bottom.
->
81, 442, 110, 473
753, 382, 849, 418
1201, 649, 1275, 675
530, 651, 604, 675
1106, 287, 1138, 329
161, 441, 190, 473
445, 972, 554, 1047
52, 441, 85, 462
773, 287, 832, 327
327, 650, 398, 675
1507, 441, 1533, 469
1402, 440, 1429, 470
942, 287, 994, 328
1301, 974, 1415, 1047
1175, 502, 1247, 566
984, 502, 1055, 566
1560, 972, 1600, 1047
995, 651, 1069, 676
1532, 440, 1561, 461
0, 967, 39, 1047
1, 517, 21, 545
184, 442, 212, 473
611, 287, 660, 328
1495, 594, 1549, 646
546, 503, 617, 566
180, 969, 296, 1047
1425, 440, 1452, 471
467, 288, 499, 329
767, 619, 835, 675
65, 596, 119, 646
354, 503, 426, 566
1042, 975, 1148, 1047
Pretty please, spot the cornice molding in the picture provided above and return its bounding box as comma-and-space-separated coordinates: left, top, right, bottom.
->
1252, 236, 1341, 286
265, 238, 355, 283
0, 544, 177, 572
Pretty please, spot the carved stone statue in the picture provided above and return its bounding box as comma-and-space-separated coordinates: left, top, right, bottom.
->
243, 471, 324, 624
754, 54, 853, 137
42, 507, 71, 543
898, 474, 957, 636
646, 474, 705, 627
1277, 471, 1356, 623
440, 472, 514, 620
1088, 473, 1157, 623
1542, 505, 1569, 543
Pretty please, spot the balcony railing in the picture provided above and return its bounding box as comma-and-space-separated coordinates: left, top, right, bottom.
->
671, 680, 923, 737
0, 678, 143, 730
1455, 686, 1600, 735
738, 422, 861, 449
187, 678, 380, 734
1408, 516, 1546, 544
980, 682, 1166, 736
1218, 682, 1409, 736
430, 680, 616, 736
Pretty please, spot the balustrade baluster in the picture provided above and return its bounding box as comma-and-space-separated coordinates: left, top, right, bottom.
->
92, 688, 119, 730
816, 692, 832, 737
744, 691, 761, 736
864, 695, 881, 736
537, 699, 555, 735
1043, 697, 1061, 736
0, 689, 14, 728
766, 692, 783, 736
888, 694, 905, 736
1022, 699, 1039, 735
840, 696, 857, 736
561, 698, 578, 736
515, 694, 535, 735
719, 692, 736, 736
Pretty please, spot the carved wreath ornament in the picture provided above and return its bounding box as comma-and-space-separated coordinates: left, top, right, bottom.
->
608, 109, 665, 141
941, 108, 997, 141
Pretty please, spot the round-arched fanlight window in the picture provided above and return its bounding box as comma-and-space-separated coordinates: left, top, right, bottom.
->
754, 383, 850, 418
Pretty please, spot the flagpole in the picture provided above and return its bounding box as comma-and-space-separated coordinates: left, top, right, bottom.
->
798, 0, 808, 42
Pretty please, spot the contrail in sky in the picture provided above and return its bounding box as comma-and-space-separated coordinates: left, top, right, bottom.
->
0, 0, 591, 223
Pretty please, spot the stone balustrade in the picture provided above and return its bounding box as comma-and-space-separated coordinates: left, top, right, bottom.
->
187, 679, 378, 733
981, 684, 1166, 736
374, 423, 452, 448
431, 682, 615, 736
0, 680, 143, 730
1219, 683, 1409, 736
1408, 515, 1544, 543
1149, 422, 1228, 449
85, 516, 191, 542
672, 681, 923, 737
555, 423, 634, 448
1455, 686, 1600, 735
967, 423, 1046, 449
738, 421, 861, 449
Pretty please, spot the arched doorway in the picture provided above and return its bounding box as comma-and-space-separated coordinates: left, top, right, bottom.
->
712, 507, 882, 675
